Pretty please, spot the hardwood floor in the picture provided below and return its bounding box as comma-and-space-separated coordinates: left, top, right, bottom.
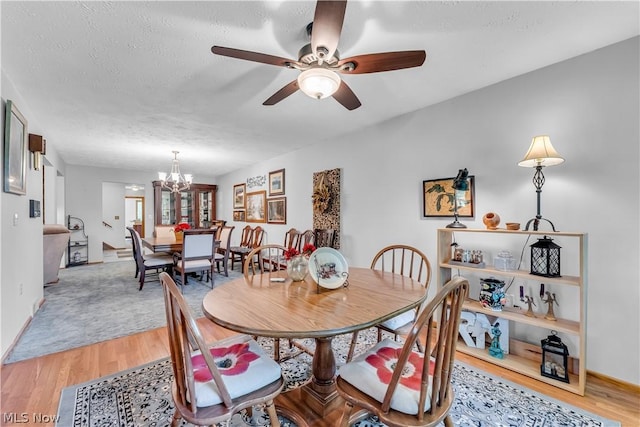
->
1, 319, 638, 426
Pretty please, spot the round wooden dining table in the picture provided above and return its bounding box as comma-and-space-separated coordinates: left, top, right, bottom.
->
201, 267, 427, 418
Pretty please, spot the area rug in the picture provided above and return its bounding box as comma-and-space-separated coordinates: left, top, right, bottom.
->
57, 332, 620, 427
5, 261, 242, 363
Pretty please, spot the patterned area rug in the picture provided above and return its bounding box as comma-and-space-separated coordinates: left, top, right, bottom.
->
57, 331, 620, 427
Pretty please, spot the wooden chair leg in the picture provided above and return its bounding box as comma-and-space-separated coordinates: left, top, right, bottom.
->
170, 411, 181, 427
444, 414, 454, 427
340, 401, 354, 427
274, 338, 280, 362
346, 331, 359, 362
265, 400, 280, 427
138, 270, 145, 291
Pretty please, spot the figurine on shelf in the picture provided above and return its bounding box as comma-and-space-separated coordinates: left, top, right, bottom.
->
523, 295, 536, 317
543, 291, 559, 321
488, 322, 504, 359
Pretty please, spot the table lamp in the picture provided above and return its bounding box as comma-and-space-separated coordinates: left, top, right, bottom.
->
518, 136, 564, 231
446, 168, 469, 229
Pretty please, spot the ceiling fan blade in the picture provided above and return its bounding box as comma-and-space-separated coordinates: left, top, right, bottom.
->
263, 80, 300, 106
338, 50, 426, 74
311, 0, 347, 61
332, 80, 361, 110
212, 46, 296, 68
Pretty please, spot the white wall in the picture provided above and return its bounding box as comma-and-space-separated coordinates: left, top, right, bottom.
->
216, 38, 640, 385
1, 70, 67, 355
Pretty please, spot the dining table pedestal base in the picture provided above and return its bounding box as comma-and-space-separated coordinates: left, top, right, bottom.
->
300, 336, 344, 417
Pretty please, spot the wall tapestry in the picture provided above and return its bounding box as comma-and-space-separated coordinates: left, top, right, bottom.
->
312, 168, 340, 249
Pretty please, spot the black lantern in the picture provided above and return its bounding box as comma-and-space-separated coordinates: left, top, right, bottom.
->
530, 236, 561, 277
540, 331, 570, 383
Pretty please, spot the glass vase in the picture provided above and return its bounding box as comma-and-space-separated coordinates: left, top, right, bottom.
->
287, 255, 309, 281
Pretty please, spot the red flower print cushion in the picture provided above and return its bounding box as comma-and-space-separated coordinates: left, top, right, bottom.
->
338, 338, 435, 415
191, 339, 281, 407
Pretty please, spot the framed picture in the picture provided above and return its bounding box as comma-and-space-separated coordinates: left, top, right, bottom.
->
269, 169, 285, 196
3, 100, 28, 195
423, 176, 475, 218
233, 183, 246, 209
245, 190, 266, 223
267, 197, 287, 224
233, 210, 246, 222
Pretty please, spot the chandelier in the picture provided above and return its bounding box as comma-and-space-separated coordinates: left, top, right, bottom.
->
158, 151, 193, 193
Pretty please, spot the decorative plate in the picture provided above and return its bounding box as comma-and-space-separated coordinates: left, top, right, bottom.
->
308, 247, 349, 289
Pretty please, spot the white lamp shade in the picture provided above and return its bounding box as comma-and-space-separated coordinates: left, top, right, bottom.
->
297, 68, 341, 99
158, 172, 167, 181
518, 135, 565, 167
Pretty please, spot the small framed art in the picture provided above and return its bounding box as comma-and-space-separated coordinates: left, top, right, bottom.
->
233, 210, 246, 222
423, 176, 475, 218
3, 100, 28, 195
246, 190, 266, 223
269, 169, 285, 196
233, 183, 246, 209
267, 197, 286, 224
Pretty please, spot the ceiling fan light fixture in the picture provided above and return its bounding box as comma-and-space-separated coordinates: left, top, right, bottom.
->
297, 68, 341, 100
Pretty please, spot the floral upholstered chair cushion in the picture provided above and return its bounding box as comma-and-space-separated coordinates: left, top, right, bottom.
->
191, 338, 281, 407
338, 338, 435, 415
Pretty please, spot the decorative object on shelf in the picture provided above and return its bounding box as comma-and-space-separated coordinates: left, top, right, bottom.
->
173, 222, 190, 242
4, 100, 28, 195
158, 151, 193, 193
268, 169, 285, 196
523, 295, 537, 317
542, 291, 559, 321
447, 168, 471, 228
284, 243, 315, 281
494, 250, 517, 271
488, 322, 505, 359
530, 236, 561, 277
505, 222, 520, 230
482, 212, 500, 230
518, 135, 564, 231
540, 331, 570, 383
450, 247, 485, 268
423, 173, 475, 219
459, 312, 509, 354
479, 277, 506, 311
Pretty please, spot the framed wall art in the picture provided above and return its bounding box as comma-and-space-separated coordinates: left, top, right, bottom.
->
3, 100, 28, 195
267, 197, 286, 224
233, 210, 246, 222
423, 175, 475, 218
233, 183, 246, 209
268, 169, 285, 196
245, 190, 266, 223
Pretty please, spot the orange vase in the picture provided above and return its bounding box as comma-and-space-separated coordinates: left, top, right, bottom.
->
483, 212, 500, 230
174, 231, 183, 241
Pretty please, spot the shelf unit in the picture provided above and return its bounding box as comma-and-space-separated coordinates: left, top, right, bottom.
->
67, 215, 88, 267
437, 228, 587, 395
152, 181, 217, 228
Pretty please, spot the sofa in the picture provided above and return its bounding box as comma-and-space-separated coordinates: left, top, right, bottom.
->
43, 224, 70, 285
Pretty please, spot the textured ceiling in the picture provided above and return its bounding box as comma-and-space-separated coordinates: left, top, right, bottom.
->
1, 1, 638, 179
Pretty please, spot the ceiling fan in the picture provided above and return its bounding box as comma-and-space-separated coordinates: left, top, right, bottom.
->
211, 0, 426, 110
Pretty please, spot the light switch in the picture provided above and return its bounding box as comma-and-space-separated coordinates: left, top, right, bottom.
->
115, 215, 120, 220
13, 213, 18, 226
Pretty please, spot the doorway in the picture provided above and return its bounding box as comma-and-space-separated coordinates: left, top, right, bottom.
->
125, 196, 145, 238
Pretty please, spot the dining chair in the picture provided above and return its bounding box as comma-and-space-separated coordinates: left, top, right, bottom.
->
347, 244, 432, 362
126, 226, 140, 278
172, 229, 218, 289
229, 225, 253, 270
214, 225, 235, 276
159, 272, 283, 427
336, 276, 469, 427
283, 228, 301, 250
154, 225, 175, 238
298, 229, 315, 251
314, 228, 336, 248
128, 227, 174, 291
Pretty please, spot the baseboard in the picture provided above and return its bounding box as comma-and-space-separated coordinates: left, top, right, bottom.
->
1, 313, 34, 364
587, 370, 640, 393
